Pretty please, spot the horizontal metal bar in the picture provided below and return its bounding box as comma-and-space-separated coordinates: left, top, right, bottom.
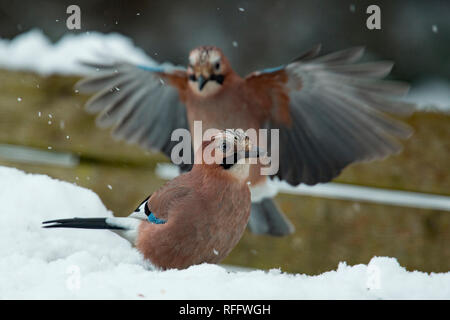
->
276, 181, 450, 211
155, 162, 450, 211
0, 144, 79, 167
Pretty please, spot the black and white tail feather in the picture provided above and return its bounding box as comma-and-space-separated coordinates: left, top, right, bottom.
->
42, 196, 150, 244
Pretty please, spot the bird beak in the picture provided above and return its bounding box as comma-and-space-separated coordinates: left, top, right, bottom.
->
198, 75, 208, 91
244, 146, 265, 159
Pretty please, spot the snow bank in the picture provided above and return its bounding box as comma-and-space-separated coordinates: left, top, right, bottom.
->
406, 78, 450, 112
0, 165, 449, 299
0, 29, 157, 75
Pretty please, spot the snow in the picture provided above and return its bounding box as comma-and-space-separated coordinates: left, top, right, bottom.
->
0, 29, 157, 75
406, 78, 450, 112
0, 165, 449, 299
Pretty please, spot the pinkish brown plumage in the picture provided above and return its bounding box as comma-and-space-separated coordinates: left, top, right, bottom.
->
43, 130, 259, 270
137, 163, 250, 269
76, 44, 414, 237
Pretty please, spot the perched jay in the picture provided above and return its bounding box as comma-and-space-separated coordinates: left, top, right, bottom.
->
76, 45, 413, 237
43, 130, 261, 270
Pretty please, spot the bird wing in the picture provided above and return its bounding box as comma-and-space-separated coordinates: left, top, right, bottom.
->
76, 61, 193, 171
245, 45, 414, 186
147, 176, 195, 221
128, 195, 151, 221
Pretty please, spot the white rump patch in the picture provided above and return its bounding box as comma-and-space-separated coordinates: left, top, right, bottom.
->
250, 179, 280, 203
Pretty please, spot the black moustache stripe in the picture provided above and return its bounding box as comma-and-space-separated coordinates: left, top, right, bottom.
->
189, 74, 225, 85
210, 74, 225, 85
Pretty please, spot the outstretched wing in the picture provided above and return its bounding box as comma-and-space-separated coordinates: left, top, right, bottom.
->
245, 45, 414, 186
76, 61, 193, 171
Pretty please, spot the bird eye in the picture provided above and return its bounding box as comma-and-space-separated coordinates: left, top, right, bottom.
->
215, 62, 220, 70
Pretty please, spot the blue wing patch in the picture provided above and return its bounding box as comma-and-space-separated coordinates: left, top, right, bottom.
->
137, 65, 165, 73
134, 196, 167, 224
147, 212, 167, 224
259, 65, 285, 74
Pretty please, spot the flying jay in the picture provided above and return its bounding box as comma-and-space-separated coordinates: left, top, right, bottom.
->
75, 45, 413, 237
43, 130, 262, 270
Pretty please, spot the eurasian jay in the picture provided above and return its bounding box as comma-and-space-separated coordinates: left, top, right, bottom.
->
43, 130, 261, 270
75, 45, 413, 237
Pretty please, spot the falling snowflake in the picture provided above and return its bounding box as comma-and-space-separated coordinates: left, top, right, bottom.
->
232, 41, 238, 47
432, 25, 438, 33
238, 7, 245, 12
350, 4, 356, 12
107, 184, 112, 190
17, 97, 22, 102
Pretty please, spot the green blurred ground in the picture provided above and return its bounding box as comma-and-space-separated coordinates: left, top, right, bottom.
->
0, 69, 449, 274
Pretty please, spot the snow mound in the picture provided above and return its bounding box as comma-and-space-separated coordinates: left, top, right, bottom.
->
406, 78, 450, 112
0, 165, 449, 299
0, 29, 156, 75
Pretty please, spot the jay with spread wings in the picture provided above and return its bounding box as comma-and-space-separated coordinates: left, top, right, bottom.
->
76, 45, 413, 237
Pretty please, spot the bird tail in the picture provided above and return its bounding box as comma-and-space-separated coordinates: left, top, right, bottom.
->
248, 198, 295, 237
42, 217, 141, 244
42, 218, 124, 229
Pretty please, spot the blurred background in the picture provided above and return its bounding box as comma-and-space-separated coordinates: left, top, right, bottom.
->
0, 0, 448, 274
